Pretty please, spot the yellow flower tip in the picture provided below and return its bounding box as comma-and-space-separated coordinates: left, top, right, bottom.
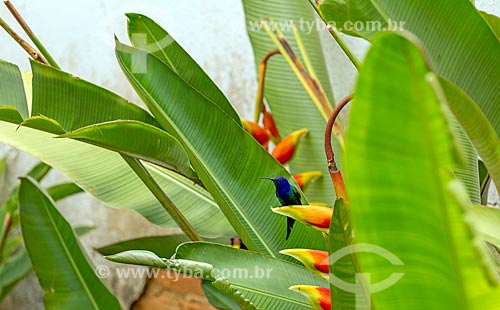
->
280, 249, 329, 279
293, 171, 323, 191
289, 285, 331, 310
272, 205, 332, 233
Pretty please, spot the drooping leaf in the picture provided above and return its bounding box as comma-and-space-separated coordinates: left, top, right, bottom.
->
176, 242, 328, 310
97, 234, 189, 258
126, 13, 240, 125
46, 182, 84, 201
241, 0, 339, 204
115, 41, 326, 256
202, 280, 242, 310
61, 120, 197, 179
0, 118, 232, 238
0, 60, 28, 119
438, 77, 500, 201
19, 177, 121, 310
344, 32, 493, 309
0, 247, 31, 302
30, 60, 159, 131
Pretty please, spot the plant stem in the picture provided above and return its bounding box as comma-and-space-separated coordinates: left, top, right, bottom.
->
0, 212, 12, 257
261, 20, 329, 121
326, 26, 361, 70
0, 15, 47, 64
306, 0, 362, 70
324, 94, 351, 200
4, 0, 60, 69
121, 154, 202, 241
254, 49, 280, 123
292, 23, 332, 115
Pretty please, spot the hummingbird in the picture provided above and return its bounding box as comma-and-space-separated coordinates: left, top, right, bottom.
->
261, 176, 302, 239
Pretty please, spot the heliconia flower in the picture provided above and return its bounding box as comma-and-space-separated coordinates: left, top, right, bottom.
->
280, 249, 329, 279
271, 128, 308, 165
263, 110, 281, 142
271, 205, 332, 233
241, 119, 270, 146
289, 285, 331, 310
293, 171, 323, 191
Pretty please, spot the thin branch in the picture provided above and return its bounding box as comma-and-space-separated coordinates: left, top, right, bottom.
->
324, 94, 351, 200
121, 154, 202, 241
0, 15, 47, 64
4, 0, 60, 69
254, 49, 280, 123
0, 212, 12, 256
326, 25, 361, 70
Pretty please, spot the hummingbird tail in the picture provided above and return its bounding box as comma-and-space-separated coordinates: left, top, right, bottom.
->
286, 217, 296, 240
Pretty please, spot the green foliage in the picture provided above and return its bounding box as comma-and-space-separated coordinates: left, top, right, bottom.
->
18, 177, 121, 309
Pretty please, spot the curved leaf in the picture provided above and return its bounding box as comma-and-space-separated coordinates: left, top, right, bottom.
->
344, 33, 493, 309
126, 13, 241, 125
96, 234, 188, 258
0, 120, 232, 238
31, 60, 159, 131
438, 77, 500, 200
0, 60, 28, 119
19, 177, 121, 310
241, 0, 339, 204
61, 120, 197, 179
115, 41, 326, 256
176, 242, 328, 310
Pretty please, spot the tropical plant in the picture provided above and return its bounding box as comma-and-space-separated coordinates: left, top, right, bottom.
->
0, 0, 500, 309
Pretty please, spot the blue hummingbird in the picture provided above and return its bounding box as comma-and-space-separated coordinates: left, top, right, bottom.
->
262, 176, 302, 240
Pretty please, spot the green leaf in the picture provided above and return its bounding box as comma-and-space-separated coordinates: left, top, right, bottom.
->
115, 41, 326, 256
61, 120, 197, 179
0, 60, 28, 119
0, 106, 23, 124
241, 0, 339, 204
46, 182, 84, 201
96, 234, 189, 259
0, 247, 31, 302
320, 0, 500, 142
438, 77, 500, 200
74, 226, 96, 237
329, 198, 365, 309
202, 280, 241, 310
176, 242, 328, 310
318, 0, 387, 39
480, 11, 500, 39
30, 60, 159, 131
470, 205, 500, 249
126, 13, 241, 125
19, 177, 120, 310
344, 32, 492, 309
20, 115, 66, 135
105, 250, 168, 268
0, 120, 232, 238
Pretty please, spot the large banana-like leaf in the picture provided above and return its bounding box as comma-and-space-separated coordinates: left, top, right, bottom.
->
175, 242, 328, 310
241, 0, 339, 204
115, 41, 326, 256
126, 13, 240, 125
107, 244, 327, 309
439, 77, 500, 199
319, 0, 500, 138
344, 33, 495, 309
31, 60, 159, 131
0, 60, 233, 238
61, 120, 197, 179
19, 177, 121, 309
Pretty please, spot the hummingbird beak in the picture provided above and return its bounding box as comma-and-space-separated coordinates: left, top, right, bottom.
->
260, 177, 274, 181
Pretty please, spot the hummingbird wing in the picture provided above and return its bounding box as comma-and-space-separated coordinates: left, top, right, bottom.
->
291, 185, 302, 205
